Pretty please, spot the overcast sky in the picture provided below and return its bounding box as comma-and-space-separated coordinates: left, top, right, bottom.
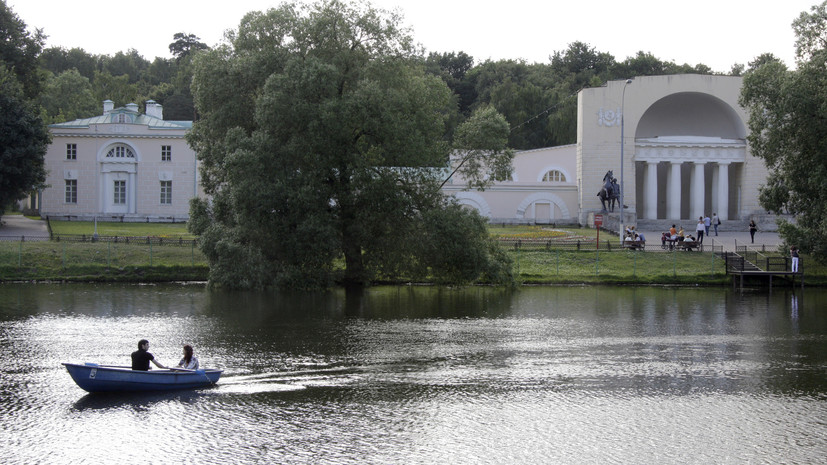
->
11, 0, 819, 72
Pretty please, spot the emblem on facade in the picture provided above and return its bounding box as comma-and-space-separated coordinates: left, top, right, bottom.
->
597, 108, 622, 127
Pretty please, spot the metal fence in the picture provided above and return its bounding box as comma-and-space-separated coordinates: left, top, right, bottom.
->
498, 238, 724, 254
0, 233, 196, 246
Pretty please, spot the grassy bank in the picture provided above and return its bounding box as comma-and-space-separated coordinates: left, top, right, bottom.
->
1, 221, 822, 286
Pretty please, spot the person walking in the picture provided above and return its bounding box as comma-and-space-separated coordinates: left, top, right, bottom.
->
712, 213, 720, 236
703, 215, 711, 236
695, 217, 705, 244
749, 220, 757, 243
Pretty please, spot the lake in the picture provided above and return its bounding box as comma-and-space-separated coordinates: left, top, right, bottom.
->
0, 283, 825, 464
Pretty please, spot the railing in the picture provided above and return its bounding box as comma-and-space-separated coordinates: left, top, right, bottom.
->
498, 238, 723, 254
50, 234, 197, 246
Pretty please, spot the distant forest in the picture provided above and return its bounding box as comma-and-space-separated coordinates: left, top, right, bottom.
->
38, 36, 747, 151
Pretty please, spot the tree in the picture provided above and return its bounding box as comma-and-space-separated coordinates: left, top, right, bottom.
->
39, 46, 100, 80
793, 0, 827, 62
39, 69, 98, 123
0, 66, 49, 218
168, 33, 208, 61
187, 0, 512, 290
0, 0, 45, 99
739, 1, 827, 259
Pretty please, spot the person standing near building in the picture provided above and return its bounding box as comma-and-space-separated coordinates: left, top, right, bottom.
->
703, 215, 711, 236
749, 220, 757, 243
696, 217, 705, 244
712, 213, 720, 236
791, 246, 799, 273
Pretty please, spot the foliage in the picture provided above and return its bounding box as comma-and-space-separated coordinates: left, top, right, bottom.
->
446, 106, 514, 190
187, 0, 513, 290
0, 66, 49, 219
0, 0, 44, 99
39, 68, 98, 123
740, 0, 827, 261
793, 1, 827, 63
169, 33, 208, 61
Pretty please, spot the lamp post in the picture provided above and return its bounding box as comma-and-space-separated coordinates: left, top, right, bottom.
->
619, 78, 632, 243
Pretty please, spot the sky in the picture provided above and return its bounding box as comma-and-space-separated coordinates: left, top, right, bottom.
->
10, 0, 820, 72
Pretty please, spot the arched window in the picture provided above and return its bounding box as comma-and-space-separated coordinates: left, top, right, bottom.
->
542, 170, 566, 182
117, 114, 132, 123
106, 145, 135, 159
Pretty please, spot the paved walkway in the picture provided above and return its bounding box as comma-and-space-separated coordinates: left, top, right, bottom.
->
637, 228, 783, 253
0, 215, 49, 238
0, 214, 786, 252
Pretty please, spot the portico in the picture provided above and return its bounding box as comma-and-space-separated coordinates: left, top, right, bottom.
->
636, 136, 744, 221
577, 75, 766, 226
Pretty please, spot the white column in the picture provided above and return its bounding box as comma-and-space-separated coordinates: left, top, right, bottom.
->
667, 162, 681, 219
716, 162, 729, 220
690, 162, 705, 220
129, 172, 137, 214
645, 161, 658, 219
710, 164, 719, 213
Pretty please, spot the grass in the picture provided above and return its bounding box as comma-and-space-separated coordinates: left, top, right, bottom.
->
49, 219, 194, 239
1, 221, 823, 286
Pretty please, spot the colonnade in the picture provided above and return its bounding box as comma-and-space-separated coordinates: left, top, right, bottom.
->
641, 161, 730, 221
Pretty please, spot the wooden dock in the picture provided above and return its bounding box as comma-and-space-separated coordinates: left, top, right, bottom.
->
731, 270, 803, 289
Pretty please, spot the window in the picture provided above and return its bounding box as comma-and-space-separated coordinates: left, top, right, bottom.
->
160, 181, 172, 204
161, 145, 171, 162
114, 180, 126, 205
542, 170, 566, 182
66, 144, 77, 160
106, 145, 135, 159
65, 180, 77, 203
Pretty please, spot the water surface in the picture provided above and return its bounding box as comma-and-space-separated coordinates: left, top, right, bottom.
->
0, 284, 825, 464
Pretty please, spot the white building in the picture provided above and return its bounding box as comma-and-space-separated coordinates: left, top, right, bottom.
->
39, 75, 770, 229
448, 74, 771, 229
41, 100, 202, 222
444, 145, 579, 224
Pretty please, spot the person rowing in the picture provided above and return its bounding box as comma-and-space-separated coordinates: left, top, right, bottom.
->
131, 339, 167, 371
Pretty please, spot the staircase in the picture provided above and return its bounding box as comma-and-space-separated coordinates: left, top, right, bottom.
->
719, 251, 761, 272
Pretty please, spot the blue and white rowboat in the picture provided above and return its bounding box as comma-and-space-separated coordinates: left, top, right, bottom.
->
63, 362, 222, 393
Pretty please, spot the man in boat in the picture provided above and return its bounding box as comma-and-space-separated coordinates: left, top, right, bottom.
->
131, 339, 168, 371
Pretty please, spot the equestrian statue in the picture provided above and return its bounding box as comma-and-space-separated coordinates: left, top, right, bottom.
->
597, 170, 619, 212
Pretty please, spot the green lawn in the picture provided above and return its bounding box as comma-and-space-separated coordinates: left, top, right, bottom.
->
49, 219, 194, 239
1, 222, 823, 286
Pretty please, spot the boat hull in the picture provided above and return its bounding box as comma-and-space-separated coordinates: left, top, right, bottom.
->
63, 363, 222, 393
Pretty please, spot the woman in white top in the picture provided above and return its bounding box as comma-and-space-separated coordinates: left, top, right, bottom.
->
177, 344, 199, 370
695, 217, 705, 244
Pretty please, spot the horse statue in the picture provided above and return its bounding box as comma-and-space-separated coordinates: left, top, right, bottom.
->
596, 170, 619, 212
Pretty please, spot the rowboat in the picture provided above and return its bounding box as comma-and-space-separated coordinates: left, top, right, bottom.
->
63, 362, 222, 393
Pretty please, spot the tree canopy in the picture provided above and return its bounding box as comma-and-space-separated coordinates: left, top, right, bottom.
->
740, 0, 827, 260
0, 0, 44, 99
187, 0, 513, 289
0, 66, 49, 217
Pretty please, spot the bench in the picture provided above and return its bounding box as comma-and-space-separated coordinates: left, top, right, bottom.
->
675, 241, 699, 251
623, 242, 645, 250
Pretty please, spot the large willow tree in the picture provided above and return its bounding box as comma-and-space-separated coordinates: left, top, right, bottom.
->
187, 0, 513, 289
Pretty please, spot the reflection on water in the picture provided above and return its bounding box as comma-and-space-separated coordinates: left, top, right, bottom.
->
1, 283, 825, 464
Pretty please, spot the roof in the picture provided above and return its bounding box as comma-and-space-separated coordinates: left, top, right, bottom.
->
49, 107, 192, 130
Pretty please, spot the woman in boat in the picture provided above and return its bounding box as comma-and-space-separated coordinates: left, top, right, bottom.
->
177, 344, 199, 370
131, 339, 167, 371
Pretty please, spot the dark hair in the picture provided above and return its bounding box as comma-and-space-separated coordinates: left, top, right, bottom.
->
183, 344, 194, 364
138, 339, 149, 349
